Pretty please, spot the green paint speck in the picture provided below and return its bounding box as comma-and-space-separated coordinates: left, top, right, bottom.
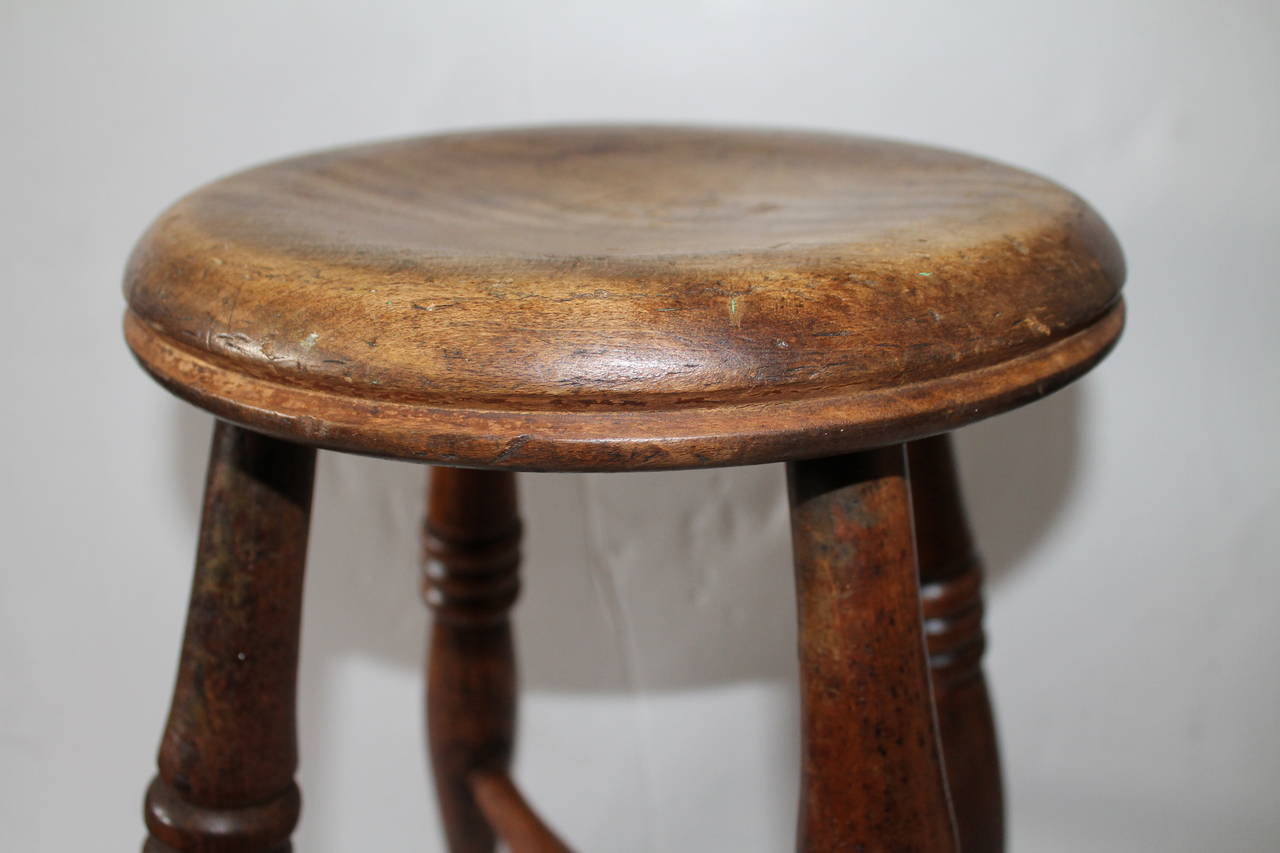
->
918, 272, 933, 277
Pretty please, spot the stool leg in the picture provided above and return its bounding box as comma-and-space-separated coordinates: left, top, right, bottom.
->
908, 435, 1006, 853
143, 422, 316, 853
422, 468, 521, 853
788, 446, 959, 853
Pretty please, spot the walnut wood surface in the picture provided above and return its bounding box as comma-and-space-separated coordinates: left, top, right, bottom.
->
144, 422, 315, 853
126, 124, 1127, 851
788, 447, 959, 852
423, 468, 523, 852
124, 126, 1125, 470
909, 435, 1005, 853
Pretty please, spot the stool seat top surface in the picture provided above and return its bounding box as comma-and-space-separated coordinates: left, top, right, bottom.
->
125, 126, 1124, 470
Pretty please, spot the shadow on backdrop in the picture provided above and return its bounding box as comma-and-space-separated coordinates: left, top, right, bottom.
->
165, 380, 1086, 695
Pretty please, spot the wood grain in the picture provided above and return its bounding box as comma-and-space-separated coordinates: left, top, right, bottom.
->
124, 126, 1128, 851
124, 126, 1125, 470
788, 446, 959, 852
144, 422, 315, 853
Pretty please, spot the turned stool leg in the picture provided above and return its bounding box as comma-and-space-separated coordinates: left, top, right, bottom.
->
908, 435, 1005, 853
144, 422, 316, 852
788, 446, 959, 853
422, 468, 521, 853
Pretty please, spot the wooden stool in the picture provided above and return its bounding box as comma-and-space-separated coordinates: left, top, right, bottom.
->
124, 127, 1124, 852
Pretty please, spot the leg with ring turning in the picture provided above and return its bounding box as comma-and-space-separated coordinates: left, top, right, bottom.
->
422, 468, 522, 853
908, 434, 1005, 853
788, 445, 959, 853
143, 422, 316, 852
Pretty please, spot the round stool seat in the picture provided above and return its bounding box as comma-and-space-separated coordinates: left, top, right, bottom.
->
124, 126, 1125, 470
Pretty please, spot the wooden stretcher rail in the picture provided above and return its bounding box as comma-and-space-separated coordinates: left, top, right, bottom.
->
470, 771, 575, 853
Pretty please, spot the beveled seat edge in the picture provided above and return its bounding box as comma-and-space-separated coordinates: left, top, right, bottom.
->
124, 301, 1123, 472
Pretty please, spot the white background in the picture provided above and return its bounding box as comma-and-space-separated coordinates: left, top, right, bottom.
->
3, 1, 1278, 850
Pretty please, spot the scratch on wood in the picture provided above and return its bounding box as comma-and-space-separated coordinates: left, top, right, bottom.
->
492, 434, 532, 465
